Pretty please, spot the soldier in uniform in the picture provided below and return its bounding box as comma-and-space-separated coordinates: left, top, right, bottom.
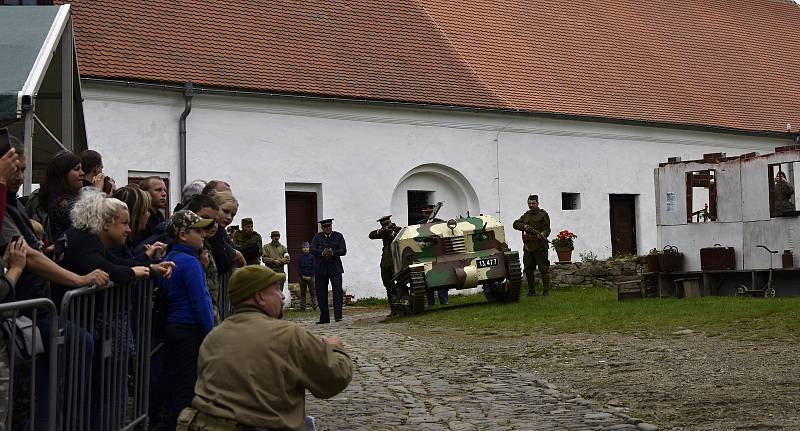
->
369, 215, 402, 314
261, 230, 290, 290
310, 219, 347, 324
231, 218, 263, 265
513, 194, 552, 296
177, 265, 353, 431
417, 203, 444, 224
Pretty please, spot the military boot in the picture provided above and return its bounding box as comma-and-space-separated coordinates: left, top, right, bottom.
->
386, 288, 398, 316
541, 272, 551, 296
526, 273, 537, 296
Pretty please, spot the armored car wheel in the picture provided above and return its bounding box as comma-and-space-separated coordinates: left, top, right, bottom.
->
408, 267, 427, 315
486, 252, 522, 303
483, 282, 501, 302
504, 252, 522, 303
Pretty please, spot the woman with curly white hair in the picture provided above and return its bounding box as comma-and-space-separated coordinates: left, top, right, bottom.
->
51, 189, 174, 303
49, 189, 175, 428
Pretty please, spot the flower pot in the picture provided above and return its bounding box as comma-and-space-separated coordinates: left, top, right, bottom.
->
555, 247, 573, 263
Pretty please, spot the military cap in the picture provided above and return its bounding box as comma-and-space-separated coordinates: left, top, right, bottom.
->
229, 265, 286, 306
528, 194, 539, 202
167, 210, 215, 237
241, 218, 253, 226
318, 218, 334, 226
302, 241, 310, 248
421, 204, 436, 211
377, 215, 392, 223
270, 230, 281, 237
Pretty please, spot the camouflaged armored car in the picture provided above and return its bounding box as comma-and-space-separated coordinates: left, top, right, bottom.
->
388, 207, 522, 315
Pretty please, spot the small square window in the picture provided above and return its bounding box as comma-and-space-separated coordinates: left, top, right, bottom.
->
562, 193, 580, 210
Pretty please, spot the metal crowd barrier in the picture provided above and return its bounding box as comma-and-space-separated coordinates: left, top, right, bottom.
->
217, 272, 233, 320
60, 279, 153, 431
0, 298, 58, 431
0, 271, 230, 431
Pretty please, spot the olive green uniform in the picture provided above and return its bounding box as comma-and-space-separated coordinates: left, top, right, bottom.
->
202, 243, 221, 324
181, 305, 353, 431
231, 231, 263, 265
513, 208, 551, 295
368, 224, 401, 312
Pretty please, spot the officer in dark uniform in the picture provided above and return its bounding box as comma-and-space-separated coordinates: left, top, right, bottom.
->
369, 215, 402, 314
310, 218, 347, 324
513, 194, 551, 296
417, 204, 448, 305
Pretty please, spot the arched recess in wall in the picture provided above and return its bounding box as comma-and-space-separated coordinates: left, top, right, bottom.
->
390, 163, 481, 225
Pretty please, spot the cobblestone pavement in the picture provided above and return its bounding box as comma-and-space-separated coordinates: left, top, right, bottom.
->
298, 312, 659, 431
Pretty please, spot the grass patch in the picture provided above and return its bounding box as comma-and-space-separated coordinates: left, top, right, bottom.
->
351, 296, 389, 307
393, 287, 800, 341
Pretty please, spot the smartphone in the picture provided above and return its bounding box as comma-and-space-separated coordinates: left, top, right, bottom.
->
0, 128, 11, 156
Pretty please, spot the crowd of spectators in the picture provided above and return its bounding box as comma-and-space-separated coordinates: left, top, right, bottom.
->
0, 131, 352, 430
0, 135, 352, 431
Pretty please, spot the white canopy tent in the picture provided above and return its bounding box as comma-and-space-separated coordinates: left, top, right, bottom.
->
0, 4, 87, 193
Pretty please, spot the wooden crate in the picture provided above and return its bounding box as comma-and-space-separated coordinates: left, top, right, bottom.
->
616, 279, 645, 300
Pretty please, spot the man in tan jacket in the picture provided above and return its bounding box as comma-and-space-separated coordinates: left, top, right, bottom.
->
262, 230, 290, 290
178, 265, 353, 431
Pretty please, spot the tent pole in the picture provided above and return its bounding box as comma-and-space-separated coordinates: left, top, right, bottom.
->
23, 108, 34, 195
61, 19, 74, 151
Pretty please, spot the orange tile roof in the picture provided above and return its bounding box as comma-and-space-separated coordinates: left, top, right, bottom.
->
64, 0, 800, 134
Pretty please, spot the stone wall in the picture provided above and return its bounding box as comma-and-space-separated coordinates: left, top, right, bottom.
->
549, 258, 644, 287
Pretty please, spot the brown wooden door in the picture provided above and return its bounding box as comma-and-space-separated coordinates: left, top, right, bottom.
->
285, 192, 317, 283
609, 194, 637, 256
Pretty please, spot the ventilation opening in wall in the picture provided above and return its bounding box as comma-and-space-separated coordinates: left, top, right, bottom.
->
562, 192, 580, 210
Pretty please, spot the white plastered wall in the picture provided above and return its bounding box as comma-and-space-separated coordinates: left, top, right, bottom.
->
81, 84, 792, 298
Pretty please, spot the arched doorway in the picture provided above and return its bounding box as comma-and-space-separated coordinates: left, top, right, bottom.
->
390, 163, 480, 225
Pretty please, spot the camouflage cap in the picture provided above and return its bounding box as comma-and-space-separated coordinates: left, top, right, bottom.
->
528, 194, 539, 201
241, 218, 253, 226
377, 215, 392, 223
270, 230, 280, 237
167, 210, 215, 237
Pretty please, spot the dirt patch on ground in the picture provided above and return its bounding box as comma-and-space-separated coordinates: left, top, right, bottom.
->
388, 324, 800, 430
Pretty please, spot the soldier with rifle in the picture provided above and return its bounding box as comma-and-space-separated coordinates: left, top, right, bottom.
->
369, 215, 402, 314
417, 202, 444, 224
513, 194, 551, 296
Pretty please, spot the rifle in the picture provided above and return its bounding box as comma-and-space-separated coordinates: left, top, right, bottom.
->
522, 226, 551, 243
425, 201, 444, 223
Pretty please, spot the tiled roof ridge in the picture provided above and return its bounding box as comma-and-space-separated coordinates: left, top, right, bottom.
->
411, 0, 517, 111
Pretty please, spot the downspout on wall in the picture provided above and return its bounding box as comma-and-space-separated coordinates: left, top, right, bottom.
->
179, 81, 194, 188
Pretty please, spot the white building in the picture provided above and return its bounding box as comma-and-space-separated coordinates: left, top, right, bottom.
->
65, 0, 800, 298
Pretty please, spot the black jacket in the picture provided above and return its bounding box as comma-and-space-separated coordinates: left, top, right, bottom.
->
52, 227, 136, 308
142, 208, 166, 240
310, 231, 346, 276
